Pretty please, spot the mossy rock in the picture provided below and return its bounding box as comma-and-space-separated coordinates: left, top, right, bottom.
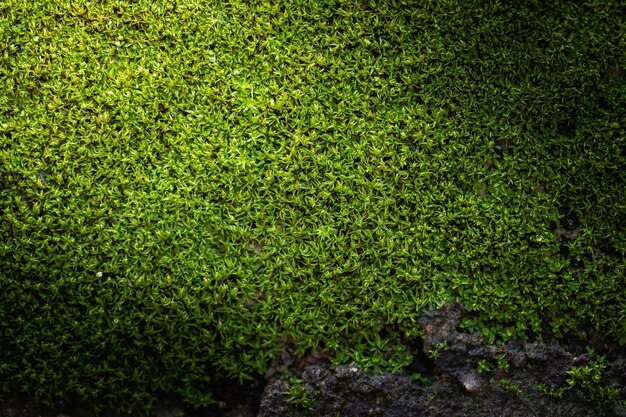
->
1, 0, 624, 413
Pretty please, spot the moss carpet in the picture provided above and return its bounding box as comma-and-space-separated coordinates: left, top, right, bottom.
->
1, 0, 624, 412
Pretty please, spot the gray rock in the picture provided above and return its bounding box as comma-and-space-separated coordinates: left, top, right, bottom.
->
457, 369, 485, 393
335, 365, 363, 379
259, 303, 625, 417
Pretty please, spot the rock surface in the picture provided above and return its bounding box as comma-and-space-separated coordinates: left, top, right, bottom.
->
259, 304, 626, 417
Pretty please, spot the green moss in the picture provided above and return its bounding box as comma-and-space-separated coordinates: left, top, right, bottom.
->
565, 351, 623, 408
1, 0, 624, 412
497, 379, 523, 396
286, 378, 315, 411
538, 350, 624, 409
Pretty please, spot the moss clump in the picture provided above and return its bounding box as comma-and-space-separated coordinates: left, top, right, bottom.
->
537, 350, 624, 409
1, 0, 624, 412
286, 378, 315, 411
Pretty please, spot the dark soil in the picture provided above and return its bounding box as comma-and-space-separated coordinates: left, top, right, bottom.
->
2, 304, 625, 417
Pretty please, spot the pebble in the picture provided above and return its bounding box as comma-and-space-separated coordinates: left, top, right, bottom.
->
335, 365, 363, 379
458, 370, 485, 394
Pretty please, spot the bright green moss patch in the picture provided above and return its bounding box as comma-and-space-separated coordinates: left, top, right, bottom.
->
1, 0, 625, 412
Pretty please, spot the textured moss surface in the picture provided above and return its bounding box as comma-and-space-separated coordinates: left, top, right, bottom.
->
1, 0, 624, 411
